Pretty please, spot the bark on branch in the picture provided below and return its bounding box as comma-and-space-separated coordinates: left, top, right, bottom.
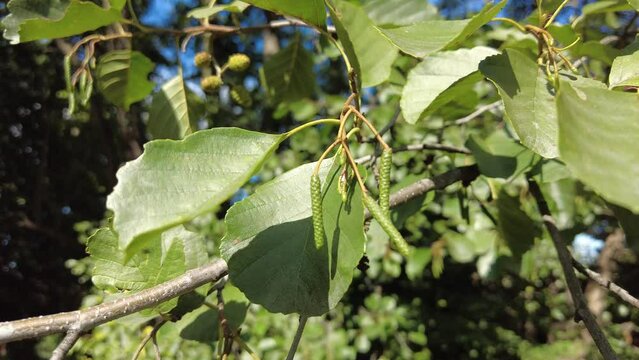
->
573, 257, 639, 310
528, 179, 618, 360
0, 260, 228, 344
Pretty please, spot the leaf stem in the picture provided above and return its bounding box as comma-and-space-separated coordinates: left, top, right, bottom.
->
313, 140, 341, 174
340, 141, 368, 194
544, 0, 570, 28
493, 17, 528, 33
285, 315, 308, 360
286, 118, 341, 139
348, 106, 389, 150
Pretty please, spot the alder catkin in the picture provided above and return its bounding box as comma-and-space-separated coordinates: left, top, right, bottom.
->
362, 193, 410, 257
311, 174, 324, 249
379, 148, 392, 217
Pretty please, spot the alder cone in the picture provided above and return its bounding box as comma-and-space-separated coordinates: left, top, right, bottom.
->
194, 52, 212, 68
201, 75, 222, 92
227, 53, 251, 72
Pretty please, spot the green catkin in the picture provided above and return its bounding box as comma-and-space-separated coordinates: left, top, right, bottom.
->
362, 193, 410, 257
64, 55, 75, 114
311, 174, 324, 248
379, 149, 392, 217
78, 70, 93, 106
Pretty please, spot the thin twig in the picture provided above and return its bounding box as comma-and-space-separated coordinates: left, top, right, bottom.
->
151, 330, 162, 360
378, 107, 401, 138
356, 142, 470, 164
528, 179, 618, 360
131, 319, 166, 360
49, 328, 81, 360
447, 101, 502, 127
572, 258, 639, 310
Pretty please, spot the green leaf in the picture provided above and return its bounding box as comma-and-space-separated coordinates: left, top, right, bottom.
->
262, 36, 316, 104
582, 0, 632, 15
479, 48, 605, 158
627, 0, 639, 10
2, 0, 123, 44
96, 50, 155, 110
328, 0, 398, 87
242, 0, 325, 27
187, 1, 250, 18
147, 74, 194, 140
445, 232, 476, 263
221, 158, 366, 316
363, 0, 438, 26
377, 1, 506, 58
542, 179, 576, 230
401, 47, 498, 124
574, 41, 622, 65
466, 131, 538, 180
556, 83, 639, 213
609, 50, 639, 88
496, 190, 539, 259
87, 226, 208, 312
106, 128, 286, 254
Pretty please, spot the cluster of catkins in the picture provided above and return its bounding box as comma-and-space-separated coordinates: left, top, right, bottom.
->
195, 52, 252, 107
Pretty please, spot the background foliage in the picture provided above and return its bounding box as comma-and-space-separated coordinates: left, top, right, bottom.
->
1, 0, 639, 359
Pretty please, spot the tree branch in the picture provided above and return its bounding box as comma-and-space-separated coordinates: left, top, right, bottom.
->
0, 166, 478, 347
356, 143, 471, 164
388, 165, 479, 209
0, 260, 228, 344
49, 328, 81, 360
364, 165, 479, 220
528, 179, 618, 360
572, 257, 639, 310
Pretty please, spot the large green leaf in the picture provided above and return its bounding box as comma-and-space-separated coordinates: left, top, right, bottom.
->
187, 1, 250, 18
629, 0, 639, 10
328, 0, 398, 87
363, 0, 438, 26
96, 50, 155, 110
242, 0, 325, 27
479, 48, 605, 158
608, 50, 639, 88
2, 0, 123, 44
401, 47, 498, 124
221, 158, 366, 316
262, 36, 316, 104
87, 226, 208, 312
107, 128, 286, 254
556, 83, 639, 213
377, 1, 506, 58
583, 0, 633, 15
147, 74, 193, 140
466, 131, 538, 180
